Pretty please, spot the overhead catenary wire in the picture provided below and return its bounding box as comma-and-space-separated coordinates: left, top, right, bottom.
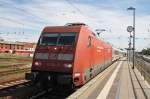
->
0, 1, 43, 40
0, 1, 48, 30
65, 0, 85, 16
102, 37, 150, 40
0, 1, 46, 23
64, 0, 105, 26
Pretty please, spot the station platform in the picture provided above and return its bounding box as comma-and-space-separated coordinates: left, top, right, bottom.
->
67, 58, 150, 99
107, 59, 150, 99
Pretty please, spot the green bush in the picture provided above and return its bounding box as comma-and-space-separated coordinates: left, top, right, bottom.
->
141, 48, 150, 55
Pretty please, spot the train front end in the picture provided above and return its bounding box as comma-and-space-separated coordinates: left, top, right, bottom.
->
26, 25, 80, 88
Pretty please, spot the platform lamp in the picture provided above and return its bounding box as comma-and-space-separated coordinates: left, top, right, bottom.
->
127, 7, 136, 69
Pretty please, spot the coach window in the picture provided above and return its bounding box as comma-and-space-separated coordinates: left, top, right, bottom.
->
87, 36, 91, 48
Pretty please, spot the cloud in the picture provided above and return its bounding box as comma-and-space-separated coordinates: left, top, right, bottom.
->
0, 0, 150, 50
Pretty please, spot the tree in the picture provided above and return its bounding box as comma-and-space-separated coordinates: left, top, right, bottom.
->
141, 48, 150, 55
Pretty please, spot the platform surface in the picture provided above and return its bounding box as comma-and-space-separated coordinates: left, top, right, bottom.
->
100, 59, 150, 99
67, 58, 150, 99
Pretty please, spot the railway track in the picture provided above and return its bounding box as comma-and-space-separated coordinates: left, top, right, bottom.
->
0, 57, 32, 61
135, 56, 150, 84
0, 78, 74, 99
128, 62, 148, 99
0, 67, 30, 76
0, 80, 34, 99
0, 83, 72, 99
30, 87, 74, 99
0, 63, 29, 68
0, 80, 30, 91
0, 65, 31, 88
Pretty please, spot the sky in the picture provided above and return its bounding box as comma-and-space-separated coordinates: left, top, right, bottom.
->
0, 0, 150, 51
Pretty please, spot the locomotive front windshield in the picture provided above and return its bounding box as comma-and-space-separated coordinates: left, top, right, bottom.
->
39, 33, 76, 46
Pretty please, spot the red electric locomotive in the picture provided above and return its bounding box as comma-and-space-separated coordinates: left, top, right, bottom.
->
26, 23, 112, 88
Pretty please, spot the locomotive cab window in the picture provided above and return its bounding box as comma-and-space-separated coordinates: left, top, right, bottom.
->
87, 36, 91, 48
39, 33, 76, 46
58, 33, 76, 46
40, 33, 59, 45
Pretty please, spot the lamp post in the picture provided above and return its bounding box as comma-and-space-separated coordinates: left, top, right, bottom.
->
127, 6, 136, 69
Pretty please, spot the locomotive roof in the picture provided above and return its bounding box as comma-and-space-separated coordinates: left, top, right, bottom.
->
43, 25, 84, 33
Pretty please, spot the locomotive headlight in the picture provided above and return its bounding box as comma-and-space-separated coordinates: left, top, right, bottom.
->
74, 73, 81, 77
34, 61, 42, 66
64, 64, 72, 68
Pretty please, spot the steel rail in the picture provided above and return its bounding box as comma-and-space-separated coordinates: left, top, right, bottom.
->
0, 68, 30, 76
0, 80, 31, 92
